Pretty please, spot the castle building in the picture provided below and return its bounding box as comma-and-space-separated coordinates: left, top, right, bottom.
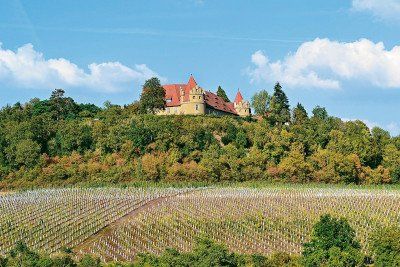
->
157, 75, 251, 116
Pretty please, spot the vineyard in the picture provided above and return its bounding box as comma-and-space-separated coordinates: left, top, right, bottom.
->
0, 187, 190, 256
1, 187, 400, 262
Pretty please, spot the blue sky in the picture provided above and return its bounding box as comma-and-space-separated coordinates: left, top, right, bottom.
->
1, 0, 400, 135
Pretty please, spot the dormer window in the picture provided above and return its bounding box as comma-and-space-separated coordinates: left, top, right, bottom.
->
166, 98, 172, 103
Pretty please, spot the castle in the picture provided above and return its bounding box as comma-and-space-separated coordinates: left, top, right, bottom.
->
157, 75, 251, 116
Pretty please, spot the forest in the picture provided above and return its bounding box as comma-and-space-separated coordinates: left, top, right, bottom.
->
0, 80, 400, 188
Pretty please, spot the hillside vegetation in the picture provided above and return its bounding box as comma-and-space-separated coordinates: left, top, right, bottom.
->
1, 87, 400, 188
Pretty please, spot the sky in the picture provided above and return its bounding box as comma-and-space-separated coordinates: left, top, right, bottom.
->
0, 0, 400, 135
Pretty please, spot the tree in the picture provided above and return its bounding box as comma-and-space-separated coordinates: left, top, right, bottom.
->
251, 90, 270, 116
371, 226, 400, 266
49, 89, 79, 120
268, 83, 290, 125
370, 127, 391, 168
128, 122, 154, 156
382, 144, 400, 183
189, 238, 239, 266
235, 129, 249, 149
14, 139, 41, 168
279, 143, 312, 182
217, 86, 230, 102
221, 123, 238, 145
302, 214, 365, 267
312, 106, 328, 121
327, 121, 374, 167
51, 122, 93, 155
78, 255, 101, 267
292, 103, 308, 124
6, 241, 40, 267
139, 77, 166, 114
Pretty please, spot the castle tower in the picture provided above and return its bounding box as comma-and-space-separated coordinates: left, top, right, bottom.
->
188, 85, 205, 114
234, 90, 251, 117
180, 75, 206, 115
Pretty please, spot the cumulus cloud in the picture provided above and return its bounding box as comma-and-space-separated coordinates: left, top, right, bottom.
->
0, 42, 164, 92
247, 38, 400, 89
352, 0, 400, 21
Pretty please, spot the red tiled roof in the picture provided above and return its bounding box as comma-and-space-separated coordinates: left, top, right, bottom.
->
162, 75, 238, 115
187, 75, 197, 90
234, 90, 243, 103
163, 75, 199, 106
163, 84, 186, 107
204, 91, 238, 115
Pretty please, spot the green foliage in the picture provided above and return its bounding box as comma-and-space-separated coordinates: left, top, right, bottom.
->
51, 122, 93, 155
132, 238, 298, 267
312, 106, 328, 121
217, 86, 230, 102
382, 144, 400, 183
14, 139, 41, 168
302, 214, 365, 267
139, 77, 166, 114
0, 86, 400, 188
371, 226, 400, 266
78, 255, 101, 267
292, 103, 308, 125
267, 82, 290, 126
251, 89, 270, 116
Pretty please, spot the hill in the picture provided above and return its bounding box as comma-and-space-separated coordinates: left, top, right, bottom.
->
1, 88, 400, 188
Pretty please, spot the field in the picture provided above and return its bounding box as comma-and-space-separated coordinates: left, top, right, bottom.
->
1, 186, 399, 262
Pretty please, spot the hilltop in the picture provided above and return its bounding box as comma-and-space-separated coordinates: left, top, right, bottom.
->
0, 84, 399, 189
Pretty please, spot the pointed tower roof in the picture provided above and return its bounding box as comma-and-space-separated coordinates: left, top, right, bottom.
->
234, 90, 244, 103
187, 74, 198, 90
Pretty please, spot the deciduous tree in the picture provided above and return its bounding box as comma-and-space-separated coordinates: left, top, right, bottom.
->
302, 214, 365, 267
251, 89, 270, 116
139, 77, 166, 114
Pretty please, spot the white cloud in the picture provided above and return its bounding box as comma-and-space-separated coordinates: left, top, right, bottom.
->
247, 38, 400, 89
0, 42, 164, 92
352, 0, 400, 21
387, 122, 400, 136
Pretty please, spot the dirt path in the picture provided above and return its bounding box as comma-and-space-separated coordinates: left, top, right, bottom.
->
73, 189, 197, 253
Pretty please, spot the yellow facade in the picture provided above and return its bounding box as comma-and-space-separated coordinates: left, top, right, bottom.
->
157, 83, 251, 117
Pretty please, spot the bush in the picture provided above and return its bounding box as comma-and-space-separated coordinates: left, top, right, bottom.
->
302, 214, 365, 267
371, 226, 400, 266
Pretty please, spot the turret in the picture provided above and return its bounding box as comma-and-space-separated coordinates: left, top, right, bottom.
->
179, 75, 206, 115
188, 85, 205, 114
234, 90, 251, 117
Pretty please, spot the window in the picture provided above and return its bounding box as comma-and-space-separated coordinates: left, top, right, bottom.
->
166, 98, 172, 103
193, 96, 195, 99
199, 96, 201, 99
166, 107, 170, 114
195, 104, 199, 111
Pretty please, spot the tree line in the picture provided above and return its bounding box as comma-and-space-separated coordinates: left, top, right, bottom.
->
0, 214, 399, 266
1, 79, 400, 188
